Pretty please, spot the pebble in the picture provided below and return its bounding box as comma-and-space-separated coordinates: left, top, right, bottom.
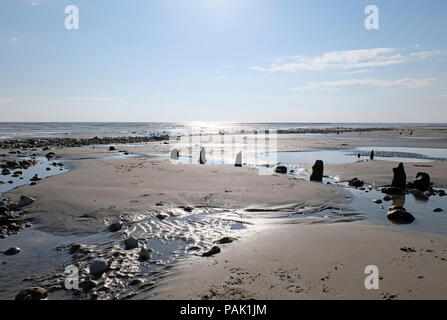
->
202, 246, 221, 257
124, 237, 138, 250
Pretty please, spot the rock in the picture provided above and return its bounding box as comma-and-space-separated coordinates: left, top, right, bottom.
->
202, 246, 221, 257
433, 208, 443, 212
124, 236, 138, 250
80, 280, 97, 293
3, 247, 21, 255
373, 199, 382, 204
1, 168, 10, 175
235, 151, 242, 167
109, 146, 116, 151
13, 171, 22, 175
349, 178, 364, 188
90, 259, 109, 276
391, 163, 406, 189
309, 160, 324, 182
45, 152, 56, 159
170, 148, 179, 160
413, 172, 431, 191
138, 247, 152, 261
199, 147, 207, 164
183, 206, 194, 212
107, 221, 122, 232
275, 166, 287, 174
370, 150, 374, 160
215, 237, 236, 244
30, 174, 41, 182
383, 195, 392, 201
17, 196, 35, 208
155, 213, 168, 220
387, 207, 415, 224
15, 287, 48, 300
381, 187, 404, 195
438, 190, 446, 196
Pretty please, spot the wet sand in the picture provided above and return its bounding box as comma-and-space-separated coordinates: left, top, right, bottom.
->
154, 221, 447, 300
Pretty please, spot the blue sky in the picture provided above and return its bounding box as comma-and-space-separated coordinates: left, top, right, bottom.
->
0, 0, 446, 122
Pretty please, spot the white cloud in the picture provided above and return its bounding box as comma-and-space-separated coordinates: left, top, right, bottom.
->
64, 97, 114, 101
0, 98, 15, 103
291, 77, 436, 91
251, 48, 443, 72
31, 1, 39, 6
10, 37, 18, 44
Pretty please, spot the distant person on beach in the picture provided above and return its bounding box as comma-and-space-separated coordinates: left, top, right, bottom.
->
370, 150, 374, 160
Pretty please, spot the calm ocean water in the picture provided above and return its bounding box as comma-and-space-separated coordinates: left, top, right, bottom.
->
0, 122, 446, 139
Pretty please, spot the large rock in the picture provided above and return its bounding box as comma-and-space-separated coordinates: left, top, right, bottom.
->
202, 246, 221, 257
275, 166, 287, 174
124, 236, 138, 250
381, 187, 405, 195
15, 287, 48, 300
391, 163, 406, 189
234, 151, 242, 167
387, 206, 415, 224
170, 148, 179, 160
4, 247, 21, 255
138, 247, 152, 261
310, 160, 324, 182
413, 172, 431, 191
17, 196, 35, 208
90, 259, 109, 276
348, 178, 364, 188
199, 147, 207, 164
107, 221, 122, 232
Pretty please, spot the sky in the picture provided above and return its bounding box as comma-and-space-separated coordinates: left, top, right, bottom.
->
0, 0, 446, 122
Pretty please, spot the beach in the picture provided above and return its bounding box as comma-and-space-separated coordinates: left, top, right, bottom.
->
1, 124, 447, 300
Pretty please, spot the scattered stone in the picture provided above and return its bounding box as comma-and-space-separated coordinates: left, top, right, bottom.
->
215, 237, 237, 244
90, 259, 109, 276
373, 199, 382, 204
348, 178, 364, 188
3, 247, 21, 255
383, 195, 392, 201
413, 172, 431, 191
124, 236, 138, 250
433, 208, 443, 213
438, 190, 446, 196
15, 287, 48, 300
129, 279, 142, 286
400, 247, 416, 253
183, 206, 194, 212
30, 174, 41, 182
155, 213, 168, 220
275, 166, 287, 174
46, 167, 51, 171
138, 247, 152, 261
109, 146, 116, 151
45, 152, 56, 159
107, 221, 122, 232
202, 246, 221, 257
391, 163, 406, 189
1, 168, 10, 175
310, 160, 324, 182
370, 150, 374, 160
